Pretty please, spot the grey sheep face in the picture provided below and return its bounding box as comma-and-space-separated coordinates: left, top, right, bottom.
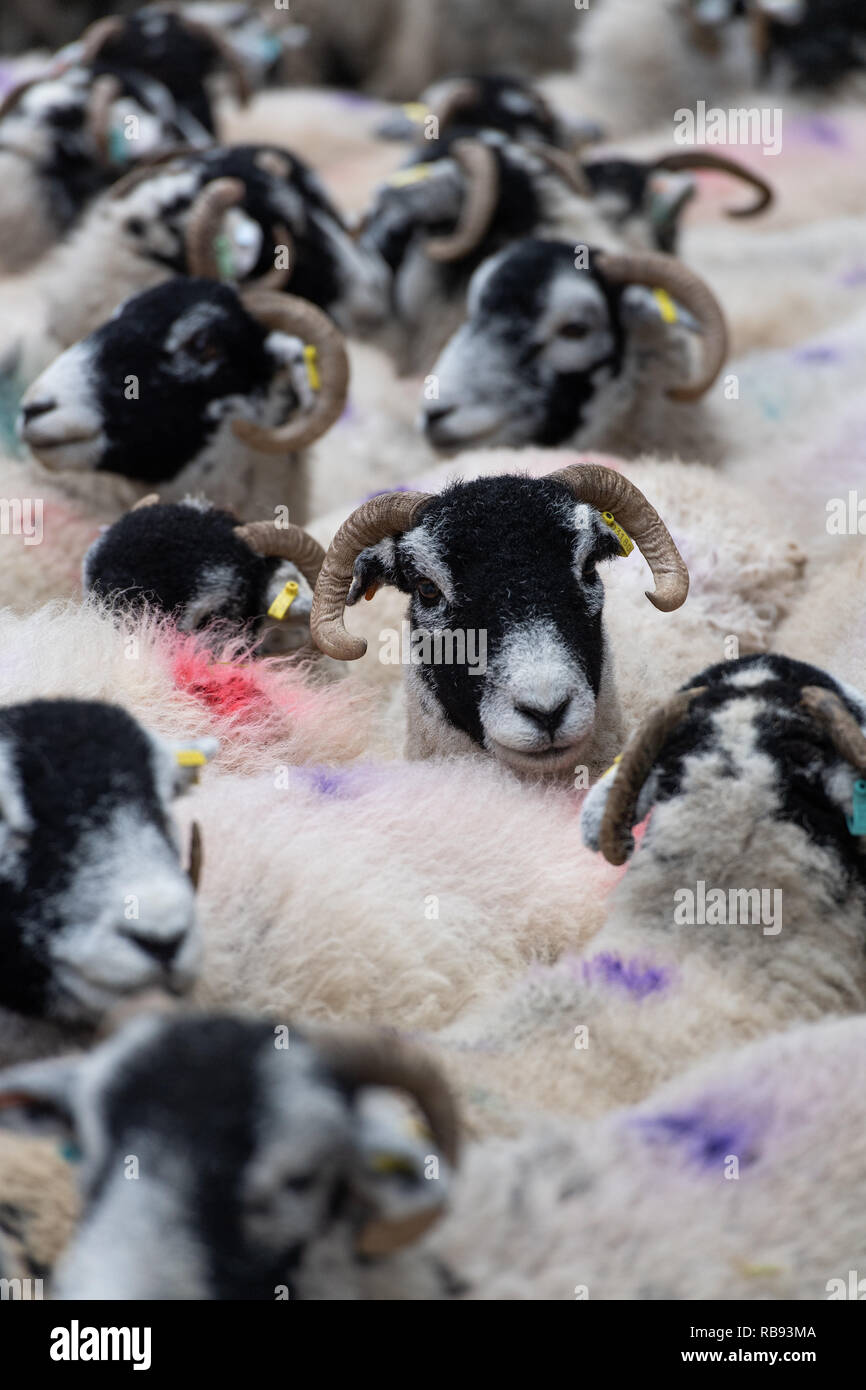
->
0, 700, 215, 1031
0, 1015, 454, 1300
421, 238, 695, 452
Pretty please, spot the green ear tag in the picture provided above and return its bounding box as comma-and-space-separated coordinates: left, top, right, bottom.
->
109, 125, 130, 166
847, 780, 866, 835
59, 1140, 83, 1164
213, 232, 236, 282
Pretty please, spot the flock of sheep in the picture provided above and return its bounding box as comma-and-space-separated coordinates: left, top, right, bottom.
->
1, 0, 866, 1302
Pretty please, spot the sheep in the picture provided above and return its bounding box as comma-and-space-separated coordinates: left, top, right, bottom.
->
0, 1132, 79, 1297
308, 456, 803, 780
425, 653, 866, 1136
284, 0, 580, 100
0, 1010, 459, 1299
417, 236, 866, 469
0, 696, 217, 1066
572, 0, 866, 137
5, 1006, 866, 1299
0, 140, 390, 378
358, 131, 766, 372
18, 278, 350, 522
0, 63, 202, 275
375, 72, 605, 150
82, 496, 329, 657
429, 1011, 866, 1300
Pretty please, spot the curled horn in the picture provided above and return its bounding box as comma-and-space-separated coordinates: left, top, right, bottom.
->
0, 77, 42, 123
549, 463, 689, 612
309, 1027, 459, 1254
178, 16, 253, 107
187, 819, 203, 891
310, 492, 433, 661
85, 74, 123, 165
78, 14, 126, 64
595, 249, 728, 401
427, 77, 482, 130
424, 138, 500, 261
185, 176, 247, 276
132, 492, 160, 510
598, 686, 707, 866
234, 519, 326, 590
525, 141, 592, 197
108, 147, 200, 200
651, 151, 773, 217
800, 686, 866, 773
231, 290, 349, 453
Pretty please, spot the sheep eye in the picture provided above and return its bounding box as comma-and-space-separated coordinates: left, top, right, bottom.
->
188, 331, 221, 363
559, 322, 590, 340
416, 579, 442, 606
283, 1173, 315, 1193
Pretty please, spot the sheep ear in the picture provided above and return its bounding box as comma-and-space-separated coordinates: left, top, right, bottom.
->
619, 284, 699, 336
346, 539, 405, 607
351, 1088, 451, 1256
165, 737, 219, 795
0, 1056, 80, 1139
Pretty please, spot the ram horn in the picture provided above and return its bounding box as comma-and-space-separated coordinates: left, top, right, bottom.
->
234, 519, 326, 589
595, 249, 728, 401
427, 78, 482, 130
598, 686, 707, 866
108, 147, 198, 200
0, 78, 41, 123
651, 151, 773, 217
310, 491, 433, 661
310, 1027, 459, 1254
800, 686, 866, 773
187, 819, 203, 891
424, 138, 500, 262
132, 492, 160, 510
525, 141, 592, 197
179, 16, 253, 107
84, 74, 123, 166
549, 463, 689, 612
229, 290, 349, 453
78, 15, 126, 64
185, 176, 247, 276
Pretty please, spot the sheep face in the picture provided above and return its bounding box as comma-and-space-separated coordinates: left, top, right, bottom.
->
20, 280, 312, 484
0, 700, 213, 1029
348, 476, 622, 776
421, 239, 686, 452
378, 73, 586, 146
0, 1016, 453, 1300
84, 500, 314, 654
581, 653, 866, 895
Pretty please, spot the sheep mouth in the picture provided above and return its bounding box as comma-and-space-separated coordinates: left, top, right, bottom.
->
23, 434, 102, 471
490, 739, 584, 777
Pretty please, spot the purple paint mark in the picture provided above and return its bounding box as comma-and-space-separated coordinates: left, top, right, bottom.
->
339, 399, 360, 425
581, 952, 671, 1000
634, 1108, 761, 1170
793, 345, 841, 366
792, 115, 846, 148
298, 766, 363, 798
839, 266, 866, 289
333, 91, 378, 109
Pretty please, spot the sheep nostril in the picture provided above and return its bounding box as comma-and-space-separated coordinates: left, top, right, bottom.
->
20, 399, 57, 425
423, 404, 455, 433
122, 930, 185, 968
515, 698, 572, 740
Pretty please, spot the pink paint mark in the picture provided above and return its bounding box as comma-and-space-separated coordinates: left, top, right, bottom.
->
170, 636, 316, 729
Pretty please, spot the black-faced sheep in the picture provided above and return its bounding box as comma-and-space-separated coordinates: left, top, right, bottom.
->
0, 698, 215, 1066
0, 1012, 458, 1299
83, 497, 327, 656
18, 278, 349, 520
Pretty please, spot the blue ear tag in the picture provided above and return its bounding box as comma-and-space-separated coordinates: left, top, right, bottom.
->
59, 1140, 83, 1164
846, 780, 866, 835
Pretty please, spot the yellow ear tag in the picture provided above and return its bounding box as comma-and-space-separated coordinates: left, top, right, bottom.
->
601, 510, 635, 556
402, 102, 429, 124
303, 344, 320, 392
385, 162, 436, 187
369, 1152, 417, 1176
601, 752, 623, 780
652, 287, 678, 324
268, 579, 300, 620
176, 749, 207, 768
